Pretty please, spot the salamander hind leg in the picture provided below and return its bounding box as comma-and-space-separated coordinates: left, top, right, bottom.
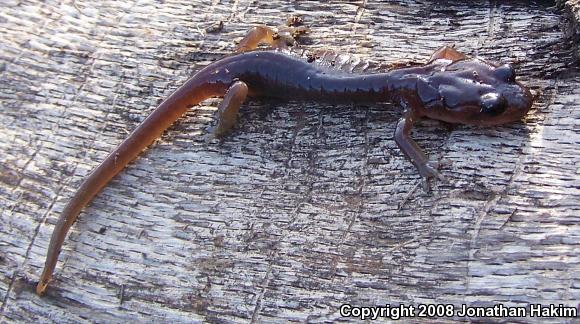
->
276, 17, 309, 48
236, 26, 277, 52
428, 46, 467, 64
236, 21, 308, 52
211, 81, 248, 138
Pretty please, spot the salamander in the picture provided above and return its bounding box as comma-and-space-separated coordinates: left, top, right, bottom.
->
36, 24, 534, 295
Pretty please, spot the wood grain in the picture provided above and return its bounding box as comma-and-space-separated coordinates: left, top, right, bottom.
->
1, 0, 578, 322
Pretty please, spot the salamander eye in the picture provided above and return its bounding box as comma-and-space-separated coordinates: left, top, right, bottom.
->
480, 93, 507, 116
494, 64, 516, 83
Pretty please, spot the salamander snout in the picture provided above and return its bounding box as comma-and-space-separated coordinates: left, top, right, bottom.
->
490, 63, 534, 125
492, 80, 534, 124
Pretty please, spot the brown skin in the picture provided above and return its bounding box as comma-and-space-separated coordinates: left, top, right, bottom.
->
36, 25, 533, 296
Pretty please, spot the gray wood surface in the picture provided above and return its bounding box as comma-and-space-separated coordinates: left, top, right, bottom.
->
1, 0, 579, 322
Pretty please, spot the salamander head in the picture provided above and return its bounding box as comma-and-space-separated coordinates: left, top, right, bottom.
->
416, 58, 534, 126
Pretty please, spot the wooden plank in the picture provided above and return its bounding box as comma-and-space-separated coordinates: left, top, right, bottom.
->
559, 0, 580, 59
0, 0, 578, 322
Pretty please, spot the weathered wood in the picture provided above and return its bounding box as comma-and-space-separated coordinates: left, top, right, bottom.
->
559, 0, 580, 60
1, 0, 579, 322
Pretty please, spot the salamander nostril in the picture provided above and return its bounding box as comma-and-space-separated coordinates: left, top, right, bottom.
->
495, 64, 516, 83
480, 92, 507, 116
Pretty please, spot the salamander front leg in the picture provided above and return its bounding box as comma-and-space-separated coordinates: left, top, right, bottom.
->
211, 81, 248, 138
394, 109, 444, 190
